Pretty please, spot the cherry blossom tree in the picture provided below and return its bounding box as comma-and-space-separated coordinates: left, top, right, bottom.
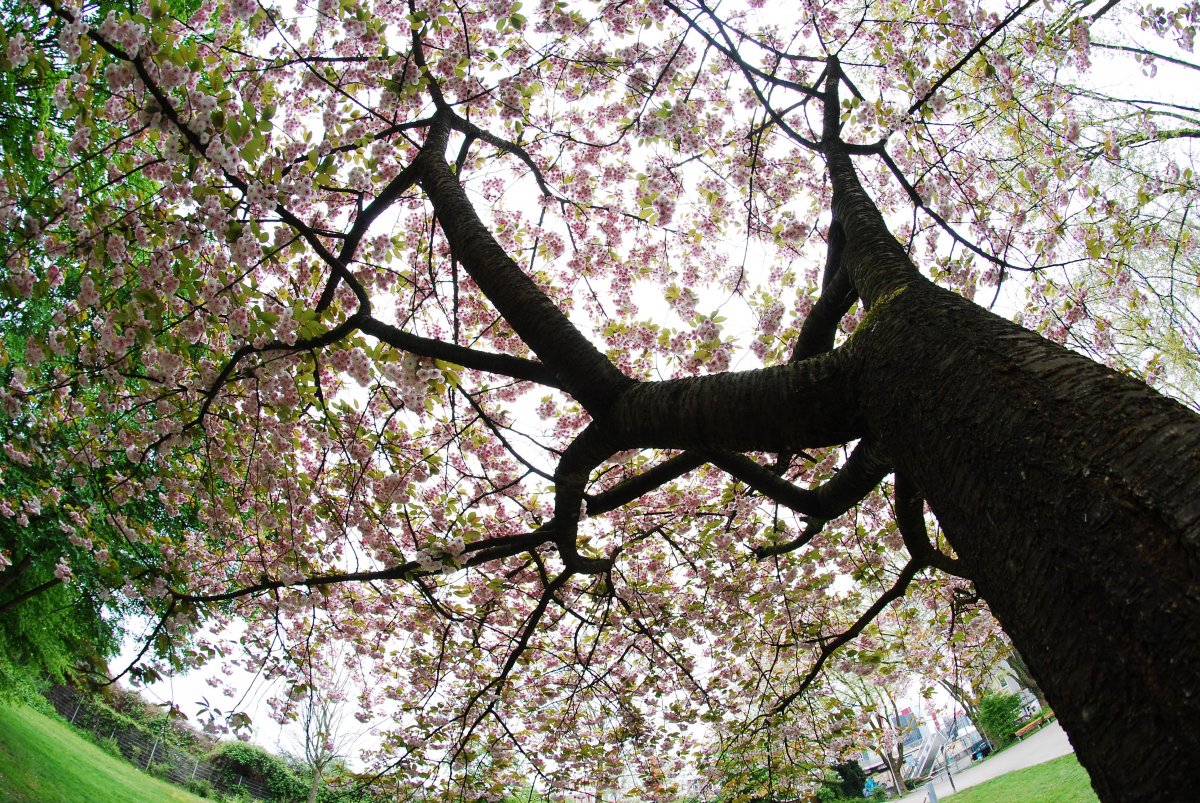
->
885, 584, 1016, 745
278, 646, 360, 803
3, 0, 1200, 799
831, 673, 914, 796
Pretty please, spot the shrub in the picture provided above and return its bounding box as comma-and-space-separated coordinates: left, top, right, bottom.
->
208, 741, 307, 801
186, 778, 215, 798
95, 685, 211, 752
94, 735, 123, 759
62, 690, 143, 743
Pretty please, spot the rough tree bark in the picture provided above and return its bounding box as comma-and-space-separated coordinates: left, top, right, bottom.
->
818, 87, 1200, 801
848, 252, 1200, 799
572, 59, 1200, 799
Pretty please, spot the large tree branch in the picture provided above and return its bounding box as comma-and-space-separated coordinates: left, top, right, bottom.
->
790, 227, 857, 363
820, 59, 923, 307
754, 519, 826, 560
585, 452, 708, 515
711, 439, 889, 521
0, 577, 61, 615
359, 316, 560, 387
553, 425, 621, 574
414, 119, 632, 412
171, 527, 557, 604
316, 160, 423, 313
605, 349, 863, 453
0, 554, 33, 593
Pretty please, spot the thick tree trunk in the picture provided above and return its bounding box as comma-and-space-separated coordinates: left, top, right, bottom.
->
802, 102, 1200, 796
848, 277, 1200, 799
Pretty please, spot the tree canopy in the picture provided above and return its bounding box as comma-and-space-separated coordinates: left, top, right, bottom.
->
2, 0, 1199, 799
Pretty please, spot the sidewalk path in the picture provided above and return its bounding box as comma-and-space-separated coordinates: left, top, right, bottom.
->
894, 722, 1076, 803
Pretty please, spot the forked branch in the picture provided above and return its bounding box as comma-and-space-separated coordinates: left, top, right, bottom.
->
895, 474, 968, 578
712, 439, 890, 522
769, 559, 921, 717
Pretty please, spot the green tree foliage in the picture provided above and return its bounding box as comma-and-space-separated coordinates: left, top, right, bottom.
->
978, 692, 1022, 748
0, 589, 116, 701
816, 760, 869, 802
0, 0, 173, 695
207, 741, 386, 803
832, 760, 867, 799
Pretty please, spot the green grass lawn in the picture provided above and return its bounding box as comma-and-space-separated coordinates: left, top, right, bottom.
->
943, 754, 1099, 803
0, 704, 207, 803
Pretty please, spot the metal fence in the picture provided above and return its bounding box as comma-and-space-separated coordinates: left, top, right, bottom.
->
43, 684, 275, 801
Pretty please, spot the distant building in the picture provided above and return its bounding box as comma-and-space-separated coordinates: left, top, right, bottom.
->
985, 659, 1040, 716
897, 707, 925, 747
